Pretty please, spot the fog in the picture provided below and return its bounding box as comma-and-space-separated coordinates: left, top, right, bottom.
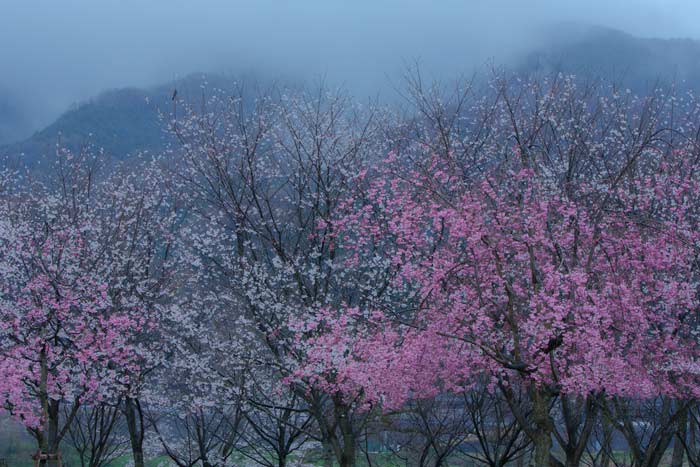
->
1, 0, 698, 136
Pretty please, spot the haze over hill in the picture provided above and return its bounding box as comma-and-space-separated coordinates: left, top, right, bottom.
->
0, 75, 211, 162
520, 24, 700, 91
0, 91, 31, 145
5, 24, 700, 164
3, 0, 700, 146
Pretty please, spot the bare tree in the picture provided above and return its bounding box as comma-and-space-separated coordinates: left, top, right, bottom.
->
64, 402, 128, 467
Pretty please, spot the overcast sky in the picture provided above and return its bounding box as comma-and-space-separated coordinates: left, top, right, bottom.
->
2, 0, 699, 132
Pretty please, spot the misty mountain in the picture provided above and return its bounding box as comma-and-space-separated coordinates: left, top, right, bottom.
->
0, 73, 246, 166
5, 25, 700, 165
520, 24, 700, 92
1, 87, 167, 164
0, 91, 31, 146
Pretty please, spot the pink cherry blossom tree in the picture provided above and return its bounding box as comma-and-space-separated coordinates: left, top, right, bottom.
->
0, 148, 178, 467
296, 74, 700, 466
0, 218, 139, 466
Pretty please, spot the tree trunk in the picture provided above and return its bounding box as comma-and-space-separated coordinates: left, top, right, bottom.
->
560, 395, 597, 467
418, 445, 430, 467
530, 390, 554, 467
670, 408, 687, 467
36, 348, 61, 467
124, 397, 145, 467
339, 449, 356, 467
322, 440, 334, 467
308, 392, 358, 467
532, 433, 552, 467
45, 400, 61, 467
339, 434, 356, 467
323, 396, 357, 467
599, 415, 613, 467
689, 415, 698, 465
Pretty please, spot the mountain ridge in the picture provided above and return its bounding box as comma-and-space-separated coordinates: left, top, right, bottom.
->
5, 25, 700, 164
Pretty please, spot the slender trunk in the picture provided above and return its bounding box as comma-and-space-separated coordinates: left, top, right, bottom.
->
670, 409, 687, 467
339, 435, 356, 467
561, 396, 597, 467
199, 430, 213, 467
36, 347, 61, 467
38, 346, 49, 466
309, 392, 357, 467
46, 400, 61, 467
331, 397, 357, 467
200, 445, 212, 467
34, 401, 62, 467
636, 400, 684, 467
600, 415, 613, 467
277, 420, 288, 467
532, 433, 552, 467
564, 453, 578, 466
124, 397, 145, 467
645, 434, 675, 467
531, 390, 554, 467
690, 416, 698, 465
322, 440, 334, 467
418, 445, 430, 467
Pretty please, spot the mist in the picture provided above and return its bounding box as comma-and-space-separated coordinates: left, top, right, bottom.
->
2, 0, 699, 138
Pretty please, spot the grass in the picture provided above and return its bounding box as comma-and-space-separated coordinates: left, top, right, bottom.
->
0, 451, 172, 467
101, 455, 172, 467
